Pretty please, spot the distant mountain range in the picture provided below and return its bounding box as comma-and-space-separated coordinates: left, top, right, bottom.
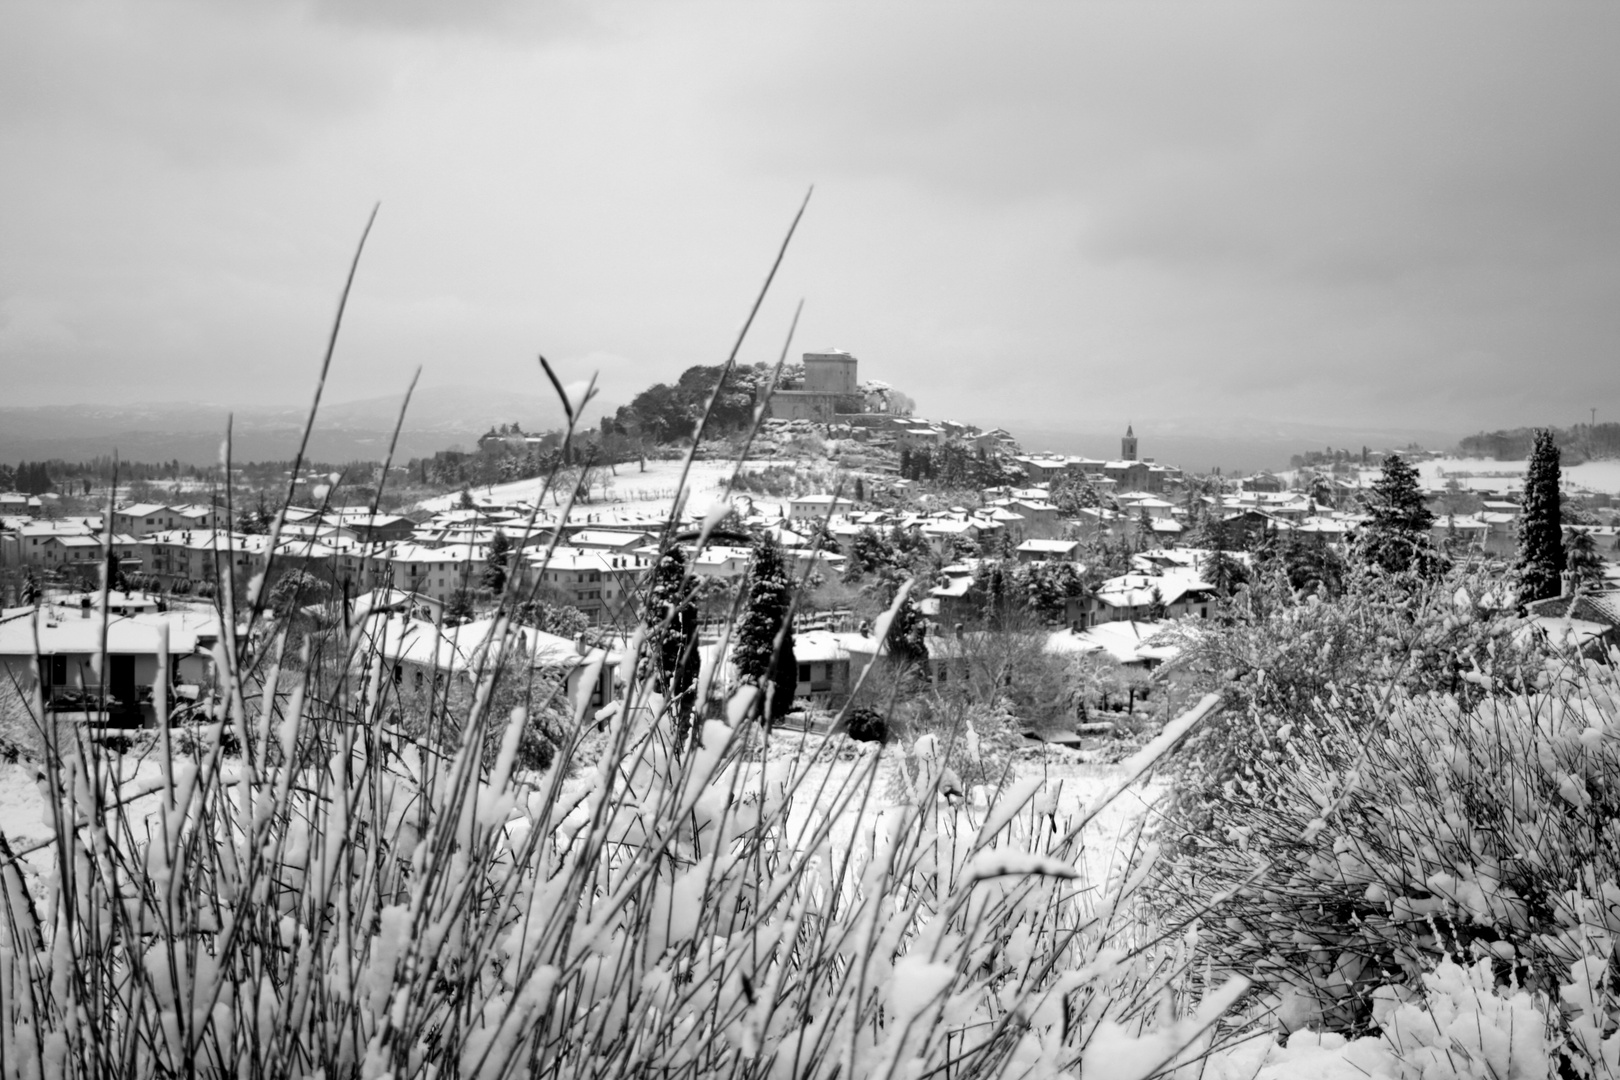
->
0, 386, 619, 466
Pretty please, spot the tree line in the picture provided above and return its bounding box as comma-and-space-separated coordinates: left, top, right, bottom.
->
1459, 421, 1620, 462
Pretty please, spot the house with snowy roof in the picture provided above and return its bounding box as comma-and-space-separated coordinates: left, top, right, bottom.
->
0, 607, 221, 723
1014, 538, 1082, 564
1086, 572, 1217, 627
355, 614, 618, 713
112, 504, 182, 538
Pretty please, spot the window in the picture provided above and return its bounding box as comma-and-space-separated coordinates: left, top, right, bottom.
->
798, 664, 810, 682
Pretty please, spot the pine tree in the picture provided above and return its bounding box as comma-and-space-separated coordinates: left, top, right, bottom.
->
645, 548, 702, 748
734, 536, 796, 723
1203, 548, 1246, 598
1366, 453, 1433, 534
1515, 429, 1565, 603
445, 588, 476, 624
882, 589, 929, 669
1565, 527, 1604, 594
482, 530, 512, 594
1358, 452, 1442, 576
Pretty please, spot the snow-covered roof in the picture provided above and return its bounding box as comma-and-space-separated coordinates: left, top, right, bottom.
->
1045, 621, 1178, 665
357, 615, 592, 674
0, 609, 219, 658
1017, 538, 1080, 554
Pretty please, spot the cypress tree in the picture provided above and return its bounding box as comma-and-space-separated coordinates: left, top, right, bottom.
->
646, 548, 702, 747
1515, 429, 1565, 603
735, 536, 796, 723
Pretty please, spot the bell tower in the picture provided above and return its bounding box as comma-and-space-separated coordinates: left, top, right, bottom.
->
1121, 424, 1138, 462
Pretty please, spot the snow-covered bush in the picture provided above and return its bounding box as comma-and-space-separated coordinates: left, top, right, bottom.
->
1163, 563, 1544, 845
1157, 649, 1620, 1054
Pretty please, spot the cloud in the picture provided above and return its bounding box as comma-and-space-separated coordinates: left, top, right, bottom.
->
0, 1, 1614, 437
0, 3, 380, 169
305, 0, 598, 38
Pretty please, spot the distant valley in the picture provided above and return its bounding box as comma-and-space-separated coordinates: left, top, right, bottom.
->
0, 386, 617, 466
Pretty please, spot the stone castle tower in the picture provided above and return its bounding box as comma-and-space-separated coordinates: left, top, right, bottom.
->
1121, 424, 1138, 461
802, 351, 859, 395
764, 350, 860, 421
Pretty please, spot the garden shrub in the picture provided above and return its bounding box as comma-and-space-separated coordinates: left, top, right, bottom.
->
1156, 650, 1620, 1052
1162, 563, 1545, 846
843, 705, 889, 744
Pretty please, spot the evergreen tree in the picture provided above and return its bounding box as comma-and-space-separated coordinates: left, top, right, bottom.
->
1203, 548, 1247, 598
645, 548, 702, 748
1017, 560, 1086, 623
1146, 585, 1167, 622
882, 588, 929, 670
481, 530, 512, 594
1565, 527, 1604, 594
1514, 429, 1565, 603
734, 536, 796, 723
445, 588, 476, 624
1366, 453, 1433, 534
268, 569, 331, 615
1358, 452, 1443, 576
844, 526, 893, 581
513, 599, 590, 639
970, 558, 1018, 629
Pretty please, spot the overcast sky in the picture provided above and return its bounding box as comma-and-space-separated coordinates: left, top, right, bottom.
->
1, 1, 1615, 437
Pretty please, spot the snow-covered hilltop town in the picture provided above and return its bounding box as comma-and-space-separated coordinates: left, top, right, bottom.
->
4, 347, 1617, 733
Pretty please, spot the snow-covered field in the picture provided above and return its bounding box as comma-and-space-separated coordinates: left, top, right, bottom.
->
773, 751, 1163, 884
1419, 456, 1620, 495
416, 457, 793, 518
0, 737, 1158, 904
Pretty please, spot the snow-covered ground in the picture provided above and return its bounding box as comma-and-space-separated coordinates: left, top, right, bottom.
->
1418, 457, 1620, 495
416, 458, 793, 519
743, 737, 1165, 886
0, 737, 1159, 906
0, 751, 172, 891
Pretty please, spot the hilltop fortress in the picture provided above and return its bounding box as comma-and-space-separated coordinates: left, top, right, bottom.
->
763, 350, 866, 422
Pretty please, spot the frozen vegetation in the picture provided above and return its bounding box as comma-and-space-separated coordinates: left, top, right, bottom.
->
4, 217, 1619, 1080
